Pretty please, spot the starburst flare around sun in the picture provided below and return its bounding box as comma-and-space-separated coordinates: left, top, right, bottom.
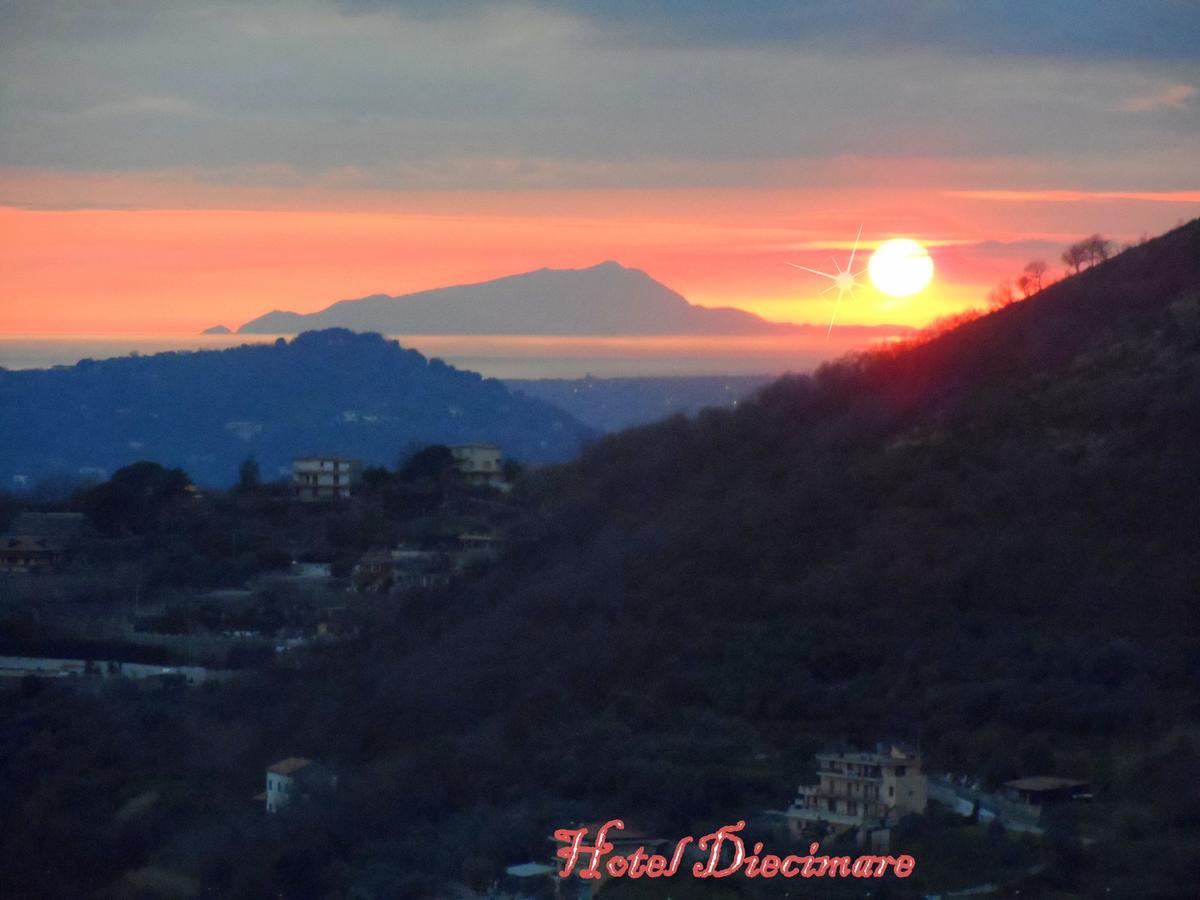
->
787, 224, 866, 336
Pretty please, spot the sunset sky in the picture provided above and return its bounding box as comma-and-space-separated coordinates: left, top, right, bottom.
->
1, 0, 1197, 334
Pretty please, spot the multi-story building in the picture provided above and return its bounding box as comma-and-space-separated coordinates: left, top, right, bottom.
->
450, 443, 506, 488
292, 456, 360, 501
786, 742, 927, 839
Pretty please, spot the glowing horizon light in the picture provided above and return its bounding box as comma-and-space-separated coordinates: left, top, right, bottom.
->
867, 238, 934, 297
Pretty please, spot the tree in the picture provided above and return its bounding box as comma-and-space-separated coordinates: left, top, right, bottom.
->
74, 461, 191, 534
236, 456, 261, 493
1063, 235, 1112, 274
398, 445, 457, 483
0, 489, 16, 532
358, 466, 393, 492
1062, 242, 1088, 274
502, 458, 525, 483
1017, 260, 1048, 297
1083, 233, 1112, 266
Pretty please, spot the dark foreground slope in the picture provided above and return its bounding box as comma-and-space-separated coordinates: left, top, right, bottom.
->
299, 221, 1200, 891
0, 329, 593, 486
2, 223, 1199, 898
320, 222, 1199, 886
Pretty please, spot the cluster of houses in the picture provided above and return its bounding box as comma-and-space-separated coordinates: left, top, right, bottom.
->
474, 740, 1095, 897
782, 741, 1092, 847
291, 443, 508, 501
351, 533, 503, 594
289, 446, 510, 593
1, 447, 508, 574
0, 655, 227, 686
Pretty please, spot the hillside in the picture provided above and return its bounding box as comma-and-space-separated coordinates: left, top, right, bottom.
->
236, 260, 907, 337
0, 329, 593, 487
3, 222, 1199, 898
269, 219, 1200, 892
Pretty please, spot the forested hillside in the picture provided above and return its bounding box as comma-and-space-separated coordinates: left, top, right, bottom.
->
0, 329, 593, 486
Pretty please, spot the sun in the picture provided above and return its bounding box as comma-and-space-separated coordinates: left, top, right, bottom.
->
868, 238, 934, 297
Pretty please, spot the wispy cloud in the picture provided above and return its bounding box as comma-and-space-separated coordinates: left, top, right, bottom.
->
1119, 83, 1196, 112
946, 190, 1200, 204
80, 96, 205, 118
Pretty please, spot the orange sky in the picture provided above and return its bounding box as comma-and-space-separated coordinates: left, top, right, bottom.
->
3, 173, 1195, 335
1, 2, 1196, 337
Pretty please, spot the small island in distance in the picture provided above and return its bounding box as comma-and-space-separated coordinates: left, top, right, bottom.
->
234, 261, 913, 338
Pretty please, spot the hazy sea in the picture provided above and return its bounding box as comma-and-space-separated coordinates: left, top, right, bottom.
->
0, 333, 892, 379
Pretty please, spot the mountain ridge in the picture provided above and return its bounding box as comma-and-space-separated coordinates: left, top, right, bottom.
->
235, 260, 912, 336
0, 329, 595, 487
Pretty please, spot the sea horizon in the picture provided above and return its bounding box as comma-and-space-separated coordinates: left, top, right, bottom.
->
0, 331, 901, 379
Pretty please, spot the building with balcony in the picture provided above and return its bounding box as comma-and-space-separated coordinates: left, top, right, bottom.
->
292, 456, 360, 501
786, 742, 927, 840
450, 443, 506, 488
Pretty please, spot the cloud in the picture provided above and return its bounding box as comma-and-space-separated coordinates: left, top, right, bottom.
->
79, 96, 205, 119
0, 0, 1196, 201
336, 0, 1200, 60
1119, 83, 1197, 112
947, 190, 1200, 204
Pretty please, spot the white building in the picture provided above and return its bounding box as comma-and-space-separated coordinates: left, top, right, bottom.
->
292, 456, 360, 501
450, 443, 506, 488
786, 742, 927, 839
264, 757, 335, 813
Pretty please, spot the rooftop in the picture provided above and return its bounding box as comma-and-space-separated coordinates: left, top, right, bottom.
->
1004, 776, 1090, 792
505, 863, 554, 878
267, 757, 313, 776
816, 749, 918, 767
1, 536, 60, 552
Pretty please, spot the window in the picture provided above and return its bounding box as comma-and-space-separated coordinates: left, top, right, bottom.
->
895, 766, 906, 776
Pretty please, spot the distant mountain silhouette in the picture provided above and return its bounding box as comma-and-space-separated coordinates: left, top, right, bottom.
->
505, 374, 774, 431
237, 261, 908, 336
0, 330, 594, 487
201, 324, 232, 334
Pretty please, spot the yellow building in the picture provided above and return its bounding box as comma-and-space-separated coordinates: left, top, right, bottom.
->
786, 742, 927, 838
